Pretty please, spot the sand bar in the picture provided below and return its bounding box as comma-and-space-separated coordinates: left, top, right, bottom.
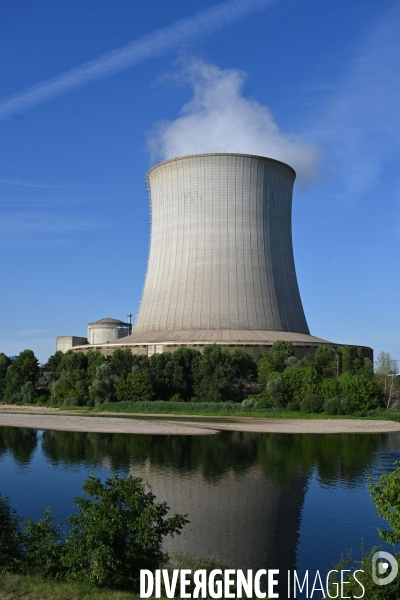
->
1, 406, 400, 434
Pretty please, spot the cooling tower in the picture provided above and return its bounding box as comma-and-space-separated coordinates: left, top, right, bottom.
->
134, 153, 309, 334
68, 152, 373, 360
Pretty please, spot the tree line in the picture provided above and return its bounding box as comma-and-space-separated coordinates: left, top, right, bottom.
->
0, 342, 398, 414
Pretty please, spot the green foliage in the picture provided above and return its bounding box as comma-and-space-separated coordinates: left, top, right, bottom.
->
332, 547, 400, 600
21, 509, 64, 578
63, 474, 188, 590
43, 351, 64, 377
20, 381, 36, 404
149, 348, 200, 401
86, 350, 106, 380
369, 461, 400, 544
339, 346, 364, 375
110, 349, 135, 378
258, 341, 294, 386
265, 377, 286, 408
320, 377, 341, 402
300, 394, 323, 414
339, 372, 381, 413
0, 352, 12, 401
58, 351, 88, 374
281, 366, 321, 406
115, 369, 155, 402
231, 348, 257, 381
3, 350, 39, 403
313, 344, 338, 378
89, 364, 119, 406
0, 493, 22, 573
55, 369, 89, 406
193, 344, 233, 403
323, 397, 343, 415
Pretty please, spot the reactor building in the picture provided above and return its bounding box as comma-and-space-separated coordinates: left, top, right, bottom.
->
66, 153, 372, 360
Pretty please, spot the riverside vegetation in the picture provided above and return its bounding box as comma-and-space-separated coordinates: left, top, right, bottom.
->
0, 342, 399, 416
1, 459, 400, 598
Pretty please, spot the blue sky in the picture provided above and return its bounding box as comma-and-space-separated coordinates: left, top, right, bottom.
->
0, 0, 399, 363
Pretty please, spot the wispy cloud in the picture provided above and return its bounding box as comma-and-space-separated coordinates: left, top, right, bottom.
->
0, 0, 275, 122
309, 1, 400, 197
0, 212, 108, 245
0, 178, 62, 189
148, 58, 320, 186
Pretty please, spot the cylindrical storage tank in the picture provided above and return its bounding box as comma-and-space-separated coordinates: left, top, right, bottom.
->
88, 318, 131, 345
134, 153, 309, 334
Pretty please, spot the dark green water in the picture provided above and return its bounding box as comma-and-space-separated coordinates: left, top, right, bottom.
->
1, 426, 400, 594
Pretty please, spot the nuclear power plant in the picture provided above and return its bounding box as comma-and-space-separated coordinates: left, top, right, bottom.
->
59, 153, 372, 360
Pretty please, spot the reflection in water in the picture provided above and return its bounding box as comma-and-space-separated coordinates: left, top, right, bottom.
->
0, 427, 37, 467
1, 425, 400, 596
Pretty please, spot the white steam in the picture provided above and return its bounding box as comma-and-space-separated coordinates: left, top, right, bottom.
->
148, 60, 320, 185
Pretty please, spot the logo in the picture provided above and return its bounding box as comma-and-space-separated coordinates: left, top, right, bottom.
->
372, 551, 398, 586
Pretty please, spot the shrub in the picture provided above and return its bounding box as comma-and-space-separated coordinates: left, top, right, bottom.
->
300, 395, 323, 414
170, 393, 183, 402
115, 370, 155, 403
286, 400, 299, 412
323, 397, 343, 415
62, 474, 188, 590
320, 378, 341, 402
20, 509, 64, 579
339, 372, 381, 413
242, 397, 257, 408
0, 493, 22, 573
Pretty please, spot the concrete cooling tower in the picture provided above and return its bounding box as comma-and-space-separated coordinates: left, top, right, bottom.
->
70, 153, 372, 360
135, 153, 308, 334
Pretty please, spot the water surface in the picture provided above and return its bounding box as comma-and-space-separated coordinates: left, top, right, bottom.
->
1, 427, 400, 595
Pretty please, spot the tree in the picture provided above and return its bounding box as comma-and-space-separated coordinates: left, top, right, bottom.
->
375, 351, 399, 409
313, 345, 337, 378
43, 351, 64, 377
115, 369, 155, 402
3, 350, 39, 403
86, 350, 106, 380
0, 353, 11, 401
281, 366, 321, 407
20, 381, 36, 404
339, 372, 381, 413
21, 509, 64, 578
265, 377, 286, 408
369, 461, 400, 545
338, 346, 363, 375
165, 348, 201, 401
0, 492, 22, 573
110, 348, 135, 378
89, 363, 119, 405
231, 348, 257, 381
193, 344, 233, 402
62, 474, 188, 590
258, 341, 294, 387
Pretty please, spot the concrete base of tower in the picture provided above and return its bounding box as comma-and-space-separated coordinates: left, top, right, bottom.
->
70, 329, 373, 362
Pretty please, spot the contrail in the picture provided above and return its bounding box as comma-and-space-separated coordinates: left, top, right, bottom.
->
0, 0, 275, 122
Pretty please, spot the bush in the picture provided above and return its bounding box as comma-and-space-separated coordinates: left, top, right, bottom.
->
169, 393, 183, 402
300, 395, 323, 414
242, 397, 257, 408
20, 509, 64, 579
0, 493, 22, 573
62, 474, 188, 590
286, 400, 299, 412
323, 397, 343, 415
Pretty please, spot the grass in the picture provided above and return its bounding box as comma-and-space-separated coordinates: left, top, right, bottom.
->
85, 400, 400, 421
0, 573, 137, 600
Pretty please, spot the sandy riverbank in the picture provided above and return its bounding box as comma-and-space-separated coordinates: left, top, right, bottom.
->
1, 405, 400, 434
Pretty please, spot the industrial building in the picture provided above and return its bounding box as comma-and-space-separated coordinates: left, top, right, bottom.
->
62, 153, 372, 361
